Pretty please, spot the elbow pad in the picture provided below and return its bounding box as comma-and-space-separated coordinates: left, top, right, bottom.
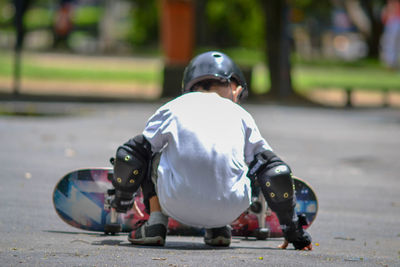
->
247, 150, 295, 211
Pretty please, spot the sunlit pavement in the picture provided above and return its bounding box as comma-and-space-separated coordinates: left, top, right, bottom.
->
0, 101, 399, 266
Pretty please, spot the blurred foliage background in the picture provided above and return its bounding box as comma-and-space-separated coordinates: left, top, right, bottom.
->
0, 0, 388, 58
0, 0, 399, 106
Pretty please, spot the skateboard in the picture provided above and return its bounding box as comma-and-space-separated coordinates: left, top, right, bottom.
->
53, 168, 203, 235
53, 168, 317, 238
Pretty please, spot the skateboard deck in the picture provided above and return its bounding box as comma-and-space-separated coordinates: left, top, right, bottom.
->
53, 168, 203, 235
53, 168, 317, 238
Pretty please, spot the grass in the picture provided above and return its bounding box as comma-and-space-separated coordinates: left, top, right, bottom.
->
6, 63, 159, 83
293, 65, 400, 91
219, 49, 400, 94
1, 50, 400, 94
0, 52, 160, 84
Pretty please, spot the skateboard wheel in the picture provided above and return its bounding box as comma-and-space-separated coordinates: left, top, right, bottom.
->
104, 224, 122, 235
107, 189, 116, 195
255, 228, 269, 240
250, 201, 262, 213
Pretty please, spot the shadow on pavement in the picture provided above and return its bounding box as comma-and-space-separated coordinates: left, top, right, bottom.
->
44, 230, 125, 237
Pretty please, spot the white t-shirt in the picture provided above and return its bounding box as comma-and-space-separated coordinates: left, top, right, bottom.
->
143, 92, 272, 228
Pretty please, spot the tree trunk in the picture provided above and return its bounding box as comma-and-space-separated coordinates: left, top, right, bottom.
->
363, 0, 384, 59
13, 0, 31, 95
264, 0, 293, 99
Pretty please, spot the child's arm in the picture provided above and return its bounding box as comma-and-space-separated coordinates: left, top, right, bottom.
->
247, 150, 312, 250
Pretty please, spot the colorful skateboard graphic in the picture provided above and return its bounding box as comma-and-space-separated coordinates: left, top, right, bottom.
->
53, 168, 317, 238
53, 168, 202, 235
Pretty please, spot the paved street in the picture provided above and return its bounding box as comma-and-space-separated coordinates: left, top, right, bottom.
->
0, 100, 399, 266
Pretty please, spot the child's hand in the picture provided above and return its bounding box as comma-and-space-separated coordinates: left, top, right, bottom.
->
132, 201, 145, 218
278, 240, 313, 250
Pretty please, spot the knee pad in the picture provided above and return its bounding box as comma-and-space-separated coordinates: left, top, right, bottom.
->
257, 164, 295, 212
112, 135, 152, 193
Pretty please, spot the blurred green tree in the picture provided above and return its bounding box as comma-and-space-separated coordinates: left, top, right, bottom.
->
0, 1, 17, 29
126, 0, 265, 49
205, 0, 264, 48
128, 0, 159, 46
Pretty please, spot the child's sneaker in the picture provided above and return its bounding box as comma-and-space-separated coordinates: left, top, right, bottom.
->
204, 226, 231, 247
128, 221, 167, 246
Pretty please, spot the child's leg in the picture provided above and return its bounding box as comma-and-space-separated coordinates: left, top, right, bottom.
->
128, 154, 168, 246
141, 153, 165, 215
149, 195, 162, 212
147, 195, 168, 226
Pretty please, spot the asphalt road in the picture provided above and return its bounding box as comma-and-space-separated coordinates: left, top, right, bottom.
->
0, 100, 399, 266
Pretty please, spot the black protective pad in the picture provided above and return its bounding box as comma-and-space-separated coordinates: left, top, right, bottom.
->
111, 135, 152, 212
113, 145, 147, 193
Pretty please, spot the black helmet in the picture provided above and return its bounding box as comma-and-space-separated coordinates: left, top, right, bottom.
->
182, 51, 248, 100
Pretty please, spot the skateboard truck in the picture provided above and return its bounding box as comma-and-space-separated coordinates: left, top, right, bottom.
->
104, 189, 122, 235
248, 192, 270, 240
